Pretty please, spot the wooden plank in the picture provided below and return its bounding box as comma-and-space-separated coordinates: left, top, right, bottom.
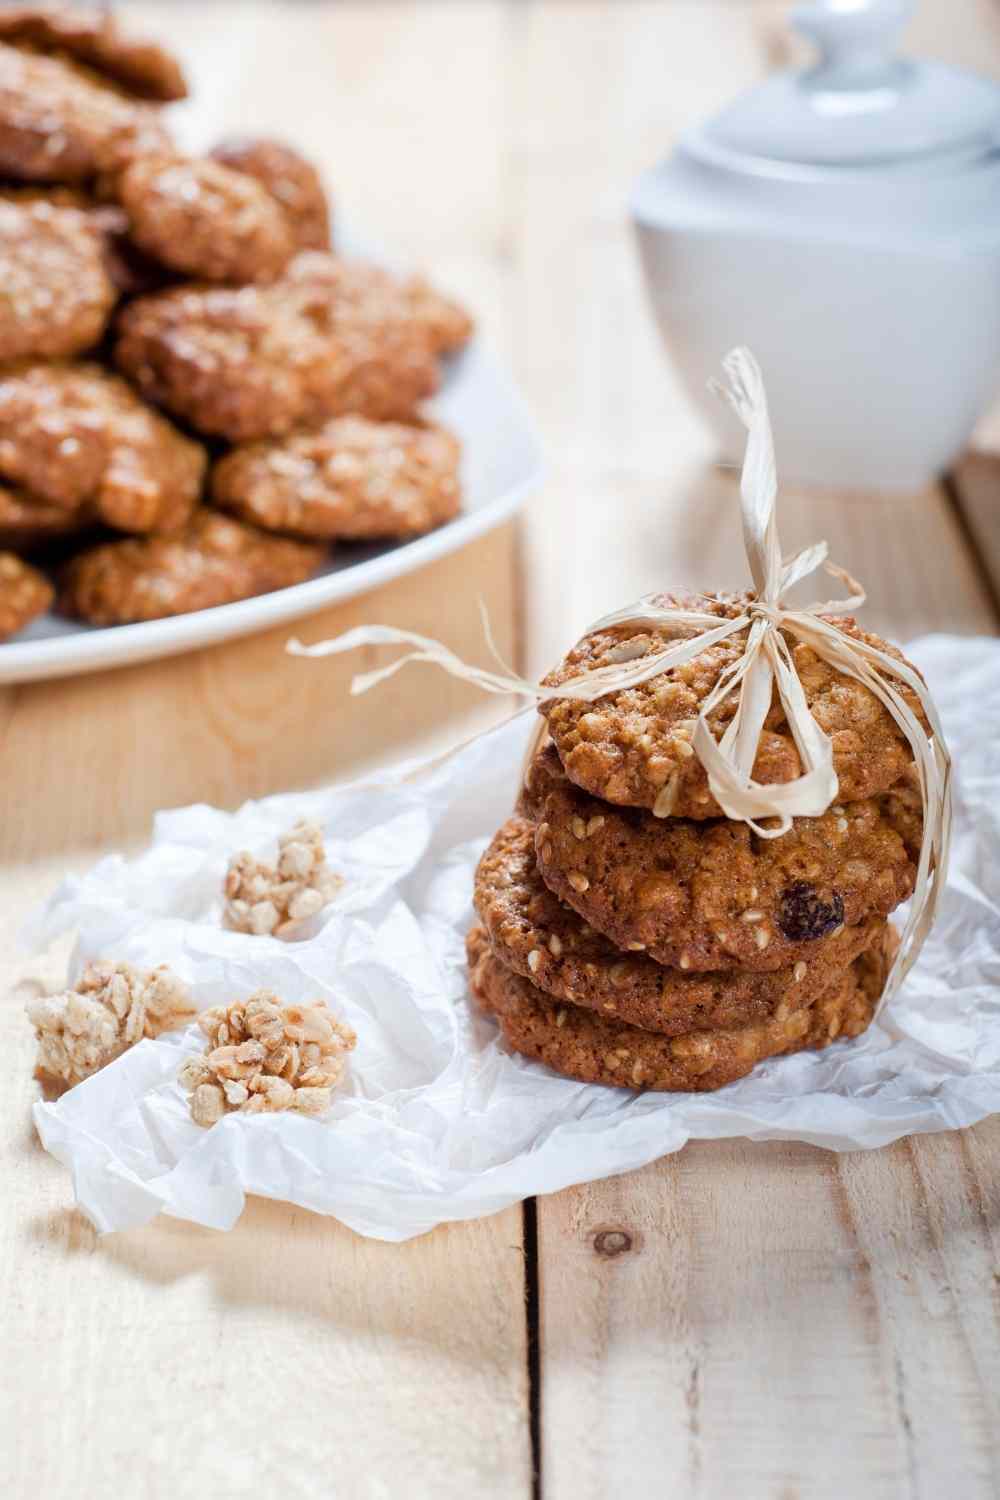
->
2, 5, 532, 1497
512, 3, 1000, 1494
537, 1128, 1000, 1499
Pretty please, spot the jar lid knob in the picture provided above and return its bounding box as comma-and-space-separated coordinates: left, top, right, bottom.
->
792, 0, 913, 90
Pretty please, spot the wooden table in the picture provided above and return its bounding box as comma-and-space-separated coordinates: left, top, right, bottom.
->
3, 4, 1000, 1496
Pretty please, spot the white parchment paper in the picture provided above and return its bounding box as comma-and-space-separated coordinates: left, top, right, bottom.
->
30, 634, 1000, 1240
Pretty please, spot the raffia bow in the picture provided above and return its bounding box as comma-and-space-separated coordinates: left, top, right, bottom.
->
289, 347, 951, 1010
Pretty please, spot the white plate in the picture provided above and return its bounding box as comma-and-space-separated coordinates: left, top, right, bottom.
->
0, 340, 543, 684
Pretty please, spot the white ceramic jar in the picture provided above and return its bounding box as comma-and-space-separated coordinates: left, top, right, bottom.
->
631, 0, 1000, 490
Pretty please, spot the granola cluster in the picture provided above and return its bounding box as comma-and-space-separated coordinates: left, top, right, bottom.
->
223, 820, 343, 936
179, 990, 356, 1125
0, 5, 471, 642
26, 958, 194, 1090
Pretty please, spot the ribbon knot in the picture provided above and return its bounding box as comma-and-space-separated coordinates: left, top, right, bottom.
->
288, 346, 951, 1015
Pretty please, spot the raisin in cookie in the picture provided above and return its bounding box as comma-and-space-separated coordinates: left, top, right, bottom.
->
118, 155, 295, 285
0, 43, 171, 184
61, 511, 324, 625
0, 363, 205, 533
212, 415, 461, 540
541, 590, 926, 817
475, 816, 888, 1035
522, 744, 918, 972
0, 6, 187, 101
0, 550, 51, 637
115, 253, 443, 441
467, 924, 890, 1093
210, 138, 331, 252
0, 197, 115, 360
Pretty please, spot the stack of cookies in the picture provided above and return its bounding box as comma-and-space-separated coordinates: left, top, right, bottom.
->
0, 4, 471, 640
468, 591, 925, 1093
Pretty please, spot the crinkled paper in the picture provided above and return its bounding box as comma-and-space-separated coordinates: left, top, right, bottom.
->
30, 634, 1000, 1241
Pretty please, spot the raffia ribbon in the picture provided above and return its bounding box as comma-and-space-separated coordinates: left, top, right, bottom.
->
289, 347, 951, 1011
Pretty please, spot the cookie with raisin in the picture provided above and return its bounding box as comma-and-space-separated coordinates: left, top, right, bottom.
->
474, 816, 889, 1035
521, 743, 918, 972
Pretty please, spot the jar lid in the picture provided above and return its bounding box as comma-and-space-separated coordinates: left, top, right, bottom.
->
699, 0, 1000, 168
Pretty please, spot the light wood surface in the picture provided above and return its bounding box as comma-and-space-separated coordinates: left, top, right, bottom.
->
2, 4, 999, 1498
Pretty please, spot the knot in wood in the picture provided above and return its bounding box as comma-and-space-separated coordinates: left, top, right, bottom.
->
592, 1227, 633, 1258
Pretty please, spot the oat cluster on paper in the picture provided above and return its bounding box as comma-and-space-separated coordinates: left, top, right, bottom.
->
222, 819, 344, 936
179, 990, 356, 1125
26, 958, 194, 1090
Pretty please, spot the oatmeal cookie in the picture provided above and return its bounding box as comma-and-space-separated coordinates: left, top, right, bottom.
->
0, 6, 187, 101
0, 363, 205, 533
467, 924, 890, 1092
0, 550, 52, 637
474, 816, 887, 1035
118, 155, 295, 285
0, 197, 115, 359
0, 484, 90, 548
407, 274, 473, 355
0, 42, 171, 183
283, 251, 472, 357
212, 415, 461, 540
522, 744, 918, 971
541, 590, 926, 817
210, 137, 331, 251
0, 185, 172, 296
61, 510, 324, 625
114, 253, 443, 441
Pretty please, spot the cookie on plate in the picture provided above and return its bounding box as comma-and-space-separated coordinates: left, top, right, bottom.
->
474, 816, 888, 1035
212, 415, 461, 540
540, 590, 926, 817
467, 923, 890, 1092
0, 42, 171, 183
0, 6, 187, 101
0, 485, 91, 549
405, 274, 474, 356
0, 550, 52, 638
114, 253, 446, 441
210, 138, 331, 252
60, 511, 324, 625
0, 363, 206, 533
0, 185, 172, 297
522, 743, 918, 972
0, 197, 115, 360
117, 155, 295, 285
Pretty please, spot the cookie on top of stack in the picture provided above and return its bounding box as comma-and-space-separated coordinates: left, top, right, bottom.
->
0, 4, 472, 641
468, 591, 927, 1093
